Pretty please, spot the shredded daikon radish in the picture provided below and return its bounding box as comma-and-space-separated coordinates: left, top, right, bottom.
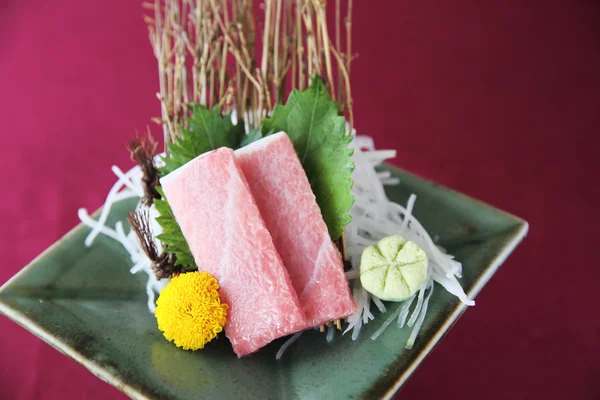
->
407, 278, 429, 328
82, 165, 142, 247
370, 302, 404, 341
351, 313, 363, 341
377, 171, 392, 180
399, 194, 416, 235
339, 134, 473, 348
397, 295, 416, 328
406, 280, 434, 349
431, 269, 474, 306
380, 177, 401, 186
276, 332, 303, 360
111, 165, 144, 197
78, 157, 168, 313
343, 287, 363, 335
326, 325, 335, 343
362, 289, 374, 324
77, 209, 121, 242
345, 269, 360, 280
371, 296, 387, 313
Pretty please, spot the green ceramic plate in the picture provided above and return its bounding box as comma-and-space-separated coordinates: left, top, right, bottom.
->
0, 164, 527, 400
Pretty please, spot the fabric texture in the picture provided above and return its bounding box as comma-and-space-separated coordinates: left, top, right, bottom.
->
0, 1, 598, 399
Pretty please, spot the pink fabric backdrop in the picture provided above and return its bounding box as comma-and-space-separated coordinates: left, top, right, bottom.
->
1, 1, 598, 398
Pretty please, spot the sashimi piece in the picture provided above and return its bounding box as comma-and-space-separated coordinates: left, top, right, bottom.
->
160, 147, 307, 357
235, 132, 356, 328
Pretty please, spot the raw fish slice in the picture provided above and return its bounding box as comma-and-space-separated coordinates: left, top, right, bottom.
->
235, 133, 356, 328
160, 148, 307, 357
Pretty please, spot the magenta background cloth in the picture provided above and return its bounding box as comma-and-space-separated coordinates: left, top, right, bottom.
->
1, 1, 598, 399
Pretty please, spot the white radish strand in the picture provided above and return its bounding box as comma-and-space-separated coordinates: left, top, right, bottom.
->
380, 177, 401, 186
370, 302, 404, 341
371, 296, 387, 314
115, 221, 138, 261
77, 209, 121, 242
82, 165, 142, 246
407, 278, 429, 328
77, 163, 166, 314
362, 287, 374, 324
397, 295, 416, 328
275, 332, 303, 360
376, 171, 392, 180
345, 269, 360, 280
399, 194, 416, 235
111, 165, 144, 197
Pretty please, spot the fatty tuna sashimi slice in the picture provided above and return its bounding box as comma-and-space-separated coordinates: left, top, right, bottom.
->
160, 148, 307, 357
235, 132, 356, 328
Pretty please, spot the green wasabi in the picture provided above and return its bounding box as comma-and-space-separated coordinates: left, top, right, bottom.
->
360, 235, 428, 301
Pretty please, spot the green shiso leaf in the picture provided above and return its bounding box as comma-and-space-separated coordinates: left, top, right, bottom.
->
262, 75, 354, 240
154, 187, 196, 268
159, 105, 245, 176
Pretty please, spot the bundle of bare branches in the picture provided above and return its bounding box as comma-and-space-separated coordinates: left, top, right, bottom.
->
144, 0, 354, 149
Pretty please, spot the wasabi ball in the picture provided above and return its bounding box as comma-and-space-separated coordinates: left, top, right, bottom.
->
360, 235, 428, 301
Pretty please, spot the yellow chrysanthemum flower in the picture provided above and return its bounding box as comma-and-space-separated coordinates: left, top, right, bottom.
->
155, 271, 228, 350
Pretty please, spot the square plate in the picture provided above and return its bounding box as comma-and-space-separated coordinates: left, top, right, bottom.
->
0, 164, 527, 399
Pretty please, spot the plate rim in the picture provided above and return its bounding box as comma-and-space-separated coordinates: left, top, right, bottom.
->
0, 207, 154, 400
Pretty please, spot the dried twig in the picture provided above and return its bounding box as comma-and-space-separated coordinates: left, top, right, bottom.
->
345, 0, 352, 89
126, 131, 161, 206
330, 42, 353, 132
273, 0, 283, 102
128, 210, 182, 280
295, 0, 304, 90
314, 0, 335, 99
335, 0, 342, 102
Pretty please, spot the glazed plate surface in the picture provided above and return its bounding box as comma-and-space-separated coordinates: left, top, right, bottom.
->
0, 164, 528, 399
